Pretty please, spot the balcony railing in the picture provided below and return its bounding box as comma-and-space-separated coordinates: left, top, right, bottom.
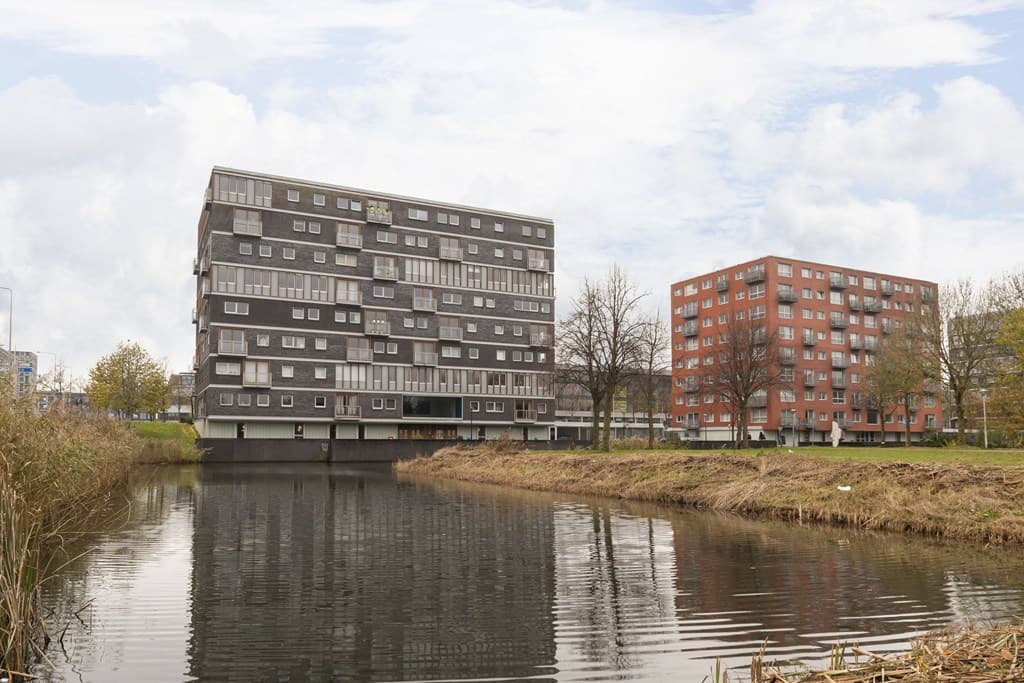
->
923, 380, 942, 394
743, 267, 766, 284
414, 352, 438, 366
242, 374, 271, 388
682, 323, 698, 337
804, 375, 817, 387
365, 320, 391, 336
413, 296, 437, 312
833, 418, 848, 428
192, 257, 200, 275
683, 382, 700, 393
777, 288, 798, 303
232, 218, 262, 236
530, 333, 551, 347
347, 347, 372, 363
852, 397, 866, 409
880, 285, 894, 296
527, 258, 550, 271
334, 404, 362, 419
439, 326, 463, 341
881, 323, 892, 334
848, 299, 862, 311
748, 395, 768, 408
864, 301, 883, 313
779, 352, 796, 366
684, 419, 700, 429
832, 378, 847, 389
191, 308, 198, 324
715, 277, 729, 292
830, 316, 849, 329
200, 282, 210, 298
373, 265, 399, 280
336, 233, 363, 249
680, 304, 699, 319
802, 334, 817, 346
829, 275, 847, 289
366, 206, 393, 224
779, 414, 796, 427
439, 247, 464, 261
219, 340, 248, 356
849, 338, 862, 350
863, 340, 879, 352
514, 409, 538, 423
831, 356, 849, 368
337, 291, 362, 306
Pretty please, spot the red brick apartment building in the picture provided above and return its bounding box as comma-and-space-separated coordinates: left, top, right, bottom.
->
669, 256, 941, 444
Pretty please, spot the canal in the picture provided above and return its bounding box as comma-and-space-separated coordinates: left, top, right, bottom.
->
38, 463, 1024, 682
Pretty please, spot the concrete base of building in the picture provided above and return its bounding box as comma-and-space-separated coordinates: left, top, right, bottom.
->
198, 438, 581, 463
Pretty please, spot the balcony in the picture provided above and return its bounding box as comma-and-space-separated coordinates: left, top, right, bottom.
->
335, 404, 362, 419
336, 233, 363, 249
373, 265, 399, 280
347, 347, 372, 363
831, 356, 849, 369
682, 323, 698, 337
440, 246, 464, 261
864, 301, 883, 313
923, 379, 942, 394
779, 414, 796, 428
683, 381, 700, 393
833, 418, 848, 428
832, 378, 847, 389
192, 257, 200, 275
777, 288, 798, 303
366, 205, 392, 225
849, 338, 862, 350
848, 299, 861, 311
715, 277, 729, 292
804, 375, 817, 387
852, 396, 866, 409
863, 340, 878, 352
684, 418, 700, 430
365, 320, 391, 336
242, 374, 271, 388
514, 409, 538, 423
337, 292, 362, 306
439, 326, 463, 341
748, 395, 768, 408
527, 257, 550, 271
204, 187, 212, 204
829, 275, 847, 289
530, 333, 551, 347
414, 351, 438, 366
680, 304, 699, 319
779, 351, 796, 366
413, 296, 437, 312
829, 316, 849, 329
802, 334, 817, 347
200, 281, 210, 298
232, 218, 262, 237
219, 340, 248, 356
880, 284, 894, 297
881, 322, 892, 335
191, 308, 198, 324
743, 267, 766, 284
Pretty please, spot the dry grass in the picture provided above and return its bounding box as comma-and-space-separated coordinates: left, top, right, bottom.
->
131, 422, 201, 463
395, 445, 1024, 546
743, 621, 1024, 682
0, 395, 139, 678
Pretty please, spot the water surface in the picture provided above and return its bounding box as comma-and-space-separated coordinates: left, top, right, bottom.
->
39, 463, 1024, 682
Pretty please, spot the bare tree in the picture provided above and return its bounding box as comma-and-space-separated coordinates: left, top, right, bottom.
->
917, 279, 1002, 443
558, 279, 608, 448
632, 312, 670, 449
864, 325, 931, 445
706, 317, 786, 448
594, 267, 648, 451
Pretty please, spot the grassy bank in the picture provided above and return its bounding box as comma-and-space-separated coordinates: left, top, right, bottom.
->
0, 402, 140, 679
395, 445, 1024, 545
131, 421, 202, 463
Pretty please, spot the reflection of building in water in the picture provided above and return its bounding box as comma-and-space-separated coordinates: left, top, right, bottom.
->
551, 504, 680, 675
188, 466, 557, 681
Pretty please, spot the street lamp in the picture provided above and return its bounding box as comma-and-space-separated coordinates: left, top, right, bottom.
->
979, 388, 990, 449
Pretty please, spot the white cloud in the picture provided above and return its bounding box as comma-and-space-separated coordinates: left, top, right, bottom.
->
0, 1, 1021, 378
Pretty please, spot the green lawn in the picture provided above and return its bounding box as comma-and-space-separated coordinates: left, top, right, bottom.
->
132, 422, 199, 452
551, 445, 1024, 466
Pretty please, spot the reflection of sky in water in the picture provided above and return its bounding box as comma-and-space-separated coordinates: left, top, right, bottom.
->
39, 465, 1024, 682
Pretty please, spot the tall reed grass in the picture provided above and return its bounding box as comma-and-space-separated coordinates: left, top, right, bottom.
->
0, 391, 139, 679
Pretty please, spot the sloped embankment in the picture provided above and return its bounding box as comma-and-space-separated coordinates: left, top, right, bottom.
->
395, 447, 1024, 546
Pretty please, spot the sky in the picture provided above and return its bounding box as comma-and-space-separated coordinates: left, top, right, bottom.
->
1, 0, 1023, 379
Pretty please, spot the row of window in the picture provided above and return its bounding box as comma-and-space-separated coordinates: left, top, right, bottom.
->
675, 387, 938, 407
676, 291, 918, 314
676, 265, 931, 297
676, 410, 938, 427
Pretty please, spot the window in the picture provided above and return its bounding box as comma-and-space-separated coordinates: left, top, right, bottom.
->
281, 365, 295, 378
224, 301, 249, 315
215, 362, 241, 375
336, 253, 357, 267
376, 230, 397, 244
315, 337, 327, 350
293, 220, 306, 232
335, 311, 347, 323
292, 307, 305, 320
469, 348, 479, 359
287, 189, 299, 202
308, 222, 321, 235
281, 395, 294, 407
282, 336, 305, 349
314, 367, 328, 379
256, 334, 269, 347
537, 227, 547, 239
494, 248, 504, 258
494, 222, 504, 233
220, 393, 234, 406
350, 199, 362, 211
417, 236, 428, 248
469, 401, 480, 412
512, 249, 522, 260
237, 394, 251, 407
470, 217, 481, 229
405, 235, 416, 246
337, 197, 349, 209
257, 394, 270, 407
283, 248, 296, 260
408, 208, 428, 221
350, 312, 361, 324
313, 193, 325, 206
485, 401, 504, 413
467, 243, 478, 255
496, 350, 506, 361
522, 225, 532, 236
313, 251, 326, 264
442, 292, 462, 305
442, 345, 461, 358
778, 263, 792, 277
239, 243, 253, 255
314, 395, 327, 408
259, 244, 272, 257
494, 325, 504, 335
372, 285, 394, 299
466, 322, 477, 333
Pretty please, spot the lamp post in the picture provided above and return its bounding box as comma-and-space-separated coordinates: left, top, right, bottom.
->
979, 388, 990, 449
0, 287, 11, 353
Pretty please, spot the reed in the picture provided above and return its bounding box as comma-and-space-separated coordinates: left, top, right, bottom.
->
0, 391, 138, 679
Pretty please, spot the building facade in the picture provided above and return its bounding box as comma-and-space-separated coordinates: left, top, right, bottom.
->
1, 349, 37, 398
670, 256, 941, 444
167, 372, 195, 421
553, 367, 672, 442
193, 168, 555, 447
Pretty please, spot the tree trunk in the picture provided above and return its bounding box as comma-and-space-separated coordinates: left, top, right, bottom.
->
601, 392, 613, 452
956, 403, 967, 445
646, 396, 655, 450
589, 391, 601, 449
903, 397, 912, 446
879, 415, 885, 447
736, 405, 746, 449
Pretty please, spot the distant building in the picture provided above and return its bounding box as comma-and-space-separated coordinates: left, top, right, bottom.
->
167, 372, 196, 421
553, 367, 672, 442
0, 349, 37, 397
670, 256, 941, 444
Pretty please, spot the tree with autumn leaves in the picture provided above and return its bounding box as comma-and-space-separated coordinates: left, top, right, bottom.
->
86, 341, 169, 420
